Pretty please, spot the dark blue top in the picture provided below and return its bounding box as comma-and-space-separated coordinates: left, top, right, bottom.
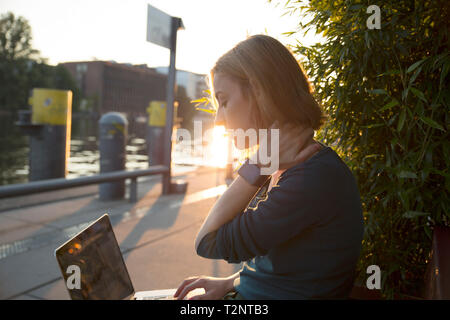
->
196, 142, 364, 299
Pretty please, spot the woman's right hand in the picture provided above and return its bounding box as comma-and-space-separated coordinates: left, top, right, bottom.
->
174, 275, 234, 300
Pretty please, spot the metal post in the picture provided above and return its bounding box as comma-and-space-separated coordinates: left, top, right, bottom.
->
29, 125, 68, 180
162, 17, 180, 195
129, 177, 137, 202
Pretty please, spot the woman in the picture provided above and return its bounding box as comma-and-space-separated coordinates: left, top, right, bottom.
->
174, 35, 364, 300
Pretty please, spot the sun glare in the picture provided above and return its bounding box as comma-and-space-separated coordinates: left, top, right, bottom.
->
209, 125, 229, 168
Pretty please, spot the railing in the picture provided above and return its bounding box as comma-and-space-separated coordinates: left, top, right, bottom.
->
0, 165, 169, 202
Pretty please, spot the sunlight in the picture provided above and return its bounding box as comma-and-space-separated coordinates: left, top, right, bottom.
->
208, 125, 229, 168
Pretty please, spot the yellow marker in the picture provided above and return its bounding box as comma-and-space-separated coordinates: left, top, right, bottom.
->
29, 88, 72, 126
113, 123, 125, 135
147, 101, 178, 127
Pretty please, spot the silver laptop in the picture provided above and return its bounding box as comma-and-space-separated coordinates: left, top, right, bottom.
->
54, 213, 204, 300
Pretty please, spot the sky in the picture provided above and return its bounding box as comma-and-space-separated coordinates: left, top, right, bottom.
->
0, 0, 323, 75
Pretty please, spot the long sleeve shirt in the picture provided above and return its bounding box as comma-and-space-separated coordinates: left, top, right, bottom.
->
196, 141, 364, 299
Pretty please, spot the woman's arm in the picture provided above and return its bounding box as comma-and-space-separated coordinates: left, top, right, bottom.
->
194, 125, 321, 253
196, 157, 325, 263
194, 175, 259, 252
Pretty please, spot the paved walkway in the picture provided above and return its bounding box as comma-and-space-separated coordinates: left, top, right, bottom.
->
0, 166, 242, 300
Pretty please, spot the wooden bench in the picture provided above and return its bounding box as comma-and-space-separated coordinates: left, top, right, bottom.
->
423, 226, 450, 299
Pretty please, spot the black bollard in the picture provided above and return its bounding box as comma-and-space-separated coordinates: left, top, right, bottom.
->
146, 126, 165, 165
146, 101, 167, 166
99, 112, 128, 200
16, 88, 72, 181
146, 100, 181, 166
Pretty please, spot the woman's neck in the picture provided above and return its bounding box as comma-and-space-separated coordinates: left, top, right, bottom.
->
275, 138, 322, 174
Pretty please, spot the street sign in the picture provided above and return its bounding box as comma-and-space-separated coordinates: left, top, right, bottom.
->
146, 4, 172, 49
145, 4, 185, 194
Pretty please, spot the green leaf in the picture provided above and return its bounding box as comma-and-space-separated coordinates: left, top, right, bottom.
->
425, 226, 432, 240
377, 70, 401, 77
385, 146, 391, 167
397, 108, 406, 132
440, 61, 449, 89
349, 4, 364, 10
402, 87, 410, 101
362, 123, 384, 129
380, 98, 399, 112
195, 107, 216, 114
409, 65, 423, 85
368, 89, 387, 95
191, 98, 206, 103
282, 31, 296, 36
403, 211, 430, 218
364, 31, 371, 49
398, 171, 418, 179
406, 59, 426, 73
387, 113, 398, 126
419, 116, 445, 131
410, 87, 427, 102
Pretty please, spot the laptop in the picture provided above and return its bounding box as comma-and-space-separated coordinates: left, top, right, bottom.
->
54, 213, 204, 300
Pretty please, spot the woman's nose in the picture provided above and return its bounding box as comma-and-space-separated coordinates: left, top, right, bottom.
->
214, 106, 226, 127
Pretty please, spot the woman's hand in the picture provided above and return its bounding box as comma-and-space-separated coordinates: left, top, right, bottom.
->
256, 121, 321, 171
174, 275, 235, 300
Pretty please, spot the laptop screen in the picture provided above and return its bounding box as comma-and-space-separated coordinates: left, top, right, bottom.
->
55, 214, 134, 300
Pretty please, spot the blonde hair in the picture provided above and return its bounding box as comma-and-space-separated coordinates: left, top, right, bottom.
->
208, 34, 327, 130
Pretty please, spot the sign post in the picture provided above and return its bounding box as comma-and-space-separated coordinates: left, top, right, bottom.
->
146, 5, 185, 195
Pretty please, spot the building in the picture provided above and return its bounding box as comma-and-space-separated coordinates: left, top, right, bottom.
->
155, 67, 209, 101
61, 61, 169, 137
61, 61, 168, 115
61, 61, 214, 136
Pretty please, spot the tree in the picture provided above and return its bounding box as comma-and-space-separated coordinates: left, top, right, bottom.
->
27, 62, 82, 113
0, 11, 39, 61
0, 12, 81, 113
0, 12, 82, 185
0, 12, 40, 112
278, 0, 449, 298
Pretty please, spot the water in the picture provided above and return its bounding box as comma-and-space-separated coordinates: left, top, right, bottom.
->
0, 112, 217, 186
0, 112, 29, 185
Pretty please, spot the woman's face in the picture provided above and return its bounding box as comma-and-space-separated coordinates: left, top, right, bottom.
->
213, 73, 255, 148
213, 73, 256, 133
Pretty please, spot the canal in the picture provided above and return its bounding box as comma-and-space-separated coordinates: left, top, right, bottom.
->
0, 112, 225, 186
